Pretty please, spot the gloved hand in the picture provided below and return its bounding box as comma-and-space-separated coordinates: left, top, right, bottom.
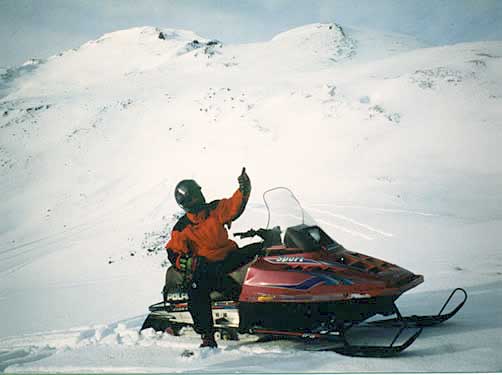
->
178, 254, 198, 290
238, 167, 251, 196
178, 254, 194, 273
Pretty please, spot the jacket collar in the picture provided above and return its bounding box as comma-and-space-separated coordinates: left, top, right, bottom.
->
186, 206, 209, 224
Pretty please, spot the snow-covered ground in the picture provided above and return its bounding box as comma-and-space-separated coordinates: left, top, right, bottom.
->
2, 280, 500, 373
0, 23, 501, 372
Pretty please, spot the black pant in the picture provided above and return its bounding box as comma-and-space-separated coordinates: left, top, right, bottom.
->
188, 242, 262, 336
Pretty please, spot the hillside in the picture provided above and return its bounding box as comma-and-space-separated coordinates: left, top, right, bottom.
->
0, 23, 501, 372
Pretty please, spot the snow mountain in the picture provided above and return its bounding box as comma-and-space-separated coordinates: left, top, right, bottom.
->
0, 23, 501, 373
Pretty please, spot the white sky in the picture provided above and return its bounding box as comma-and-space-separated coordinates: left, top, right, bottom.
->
1, 0, 502, 67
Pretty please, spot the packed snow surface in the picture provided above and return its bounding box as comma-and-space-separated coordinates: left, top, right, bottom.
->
0, 23, 501, 372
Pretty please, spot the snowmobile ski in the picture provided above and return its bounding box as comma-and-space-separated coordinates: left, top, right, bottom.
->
316, 328, 422, 358
329, 332, 422, 357
369, 288, 467, 328
251, 325, 422, 358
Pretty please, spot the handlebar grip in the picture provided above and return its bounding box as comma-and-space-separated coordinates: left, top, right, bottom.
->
233, 229, 256, 238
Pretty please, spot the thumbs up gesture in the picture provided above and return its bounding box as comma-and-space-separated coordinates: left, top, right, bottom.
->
238, 167, 251, 196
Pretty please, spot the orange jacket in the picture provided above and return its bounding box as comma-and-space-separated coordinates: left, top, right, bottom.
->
165, 189, 248, 266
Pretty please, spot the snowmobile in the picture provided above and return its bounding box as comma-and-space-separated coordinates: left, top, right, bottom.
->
141, 187, 467, 357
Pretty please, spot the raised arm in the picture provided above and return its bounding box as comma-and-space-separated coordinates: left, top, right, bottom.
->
214, 168, 251, 224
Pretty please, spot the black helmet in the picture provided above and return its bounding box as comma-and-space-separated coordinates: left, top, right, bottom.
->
174, 179, 206, 213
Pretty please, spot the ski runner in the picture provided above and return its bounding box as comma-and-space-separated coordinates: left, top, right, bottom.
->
165, 168, 262, 348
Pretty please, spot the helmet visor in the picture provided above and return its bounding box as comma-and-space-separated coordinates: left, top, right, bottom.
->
175, 181, 205, 212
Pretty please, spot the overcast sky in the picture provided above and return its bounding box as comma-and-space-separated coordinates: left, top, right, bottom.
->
1, 0, 502, 67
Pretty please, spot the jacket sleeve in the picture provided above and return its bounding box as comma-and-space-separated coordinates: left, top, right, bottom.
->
165, 229, 190, 269
214, 188, 249, 224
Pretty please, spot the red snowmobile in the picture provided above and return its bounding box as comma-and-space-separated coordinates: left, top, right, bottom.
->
141, 187, 467, 357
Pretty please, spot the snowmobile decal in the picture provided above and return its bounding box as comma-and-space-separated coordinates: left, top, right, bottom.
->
349, 293, 371, 299
306, 270, 354, 286
266, 270, 353, 290
266, 256, 313, 264
276, 256, 306, 262
266, 257, 351, 270
267, 276, 326, 290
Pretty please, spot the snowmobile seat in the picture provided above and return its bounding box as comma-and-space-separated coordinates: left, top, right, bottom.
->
163, 262, 253, 302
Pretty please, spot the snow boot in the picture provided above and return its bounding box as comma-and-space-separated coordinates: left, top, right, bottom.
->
200, 333, 218, 348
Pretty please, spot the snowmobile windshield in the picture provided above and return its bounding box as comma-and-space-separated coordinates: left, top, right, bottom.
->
262, 187, 340, 252
263, 188, 340, 252
263, 187, 316, 230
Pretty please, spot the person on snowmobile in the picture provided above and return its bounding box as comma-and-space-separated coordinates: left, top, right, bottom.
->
165, 168, 262, 348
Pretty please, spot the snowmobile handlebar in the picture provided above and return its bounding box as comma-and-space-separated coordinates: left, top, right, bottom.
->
233, 229, 259, 239
234, 227, 282, 246
234, 228, 279, 239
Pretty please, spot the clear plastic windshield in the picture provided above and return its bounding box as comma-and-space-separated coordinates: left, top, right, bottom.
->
262, 187, 340, 252
263, 187, 316, 241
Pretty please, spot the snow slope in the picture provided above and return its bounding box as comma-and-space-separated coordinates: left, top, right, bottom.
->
0, 23, 501, 372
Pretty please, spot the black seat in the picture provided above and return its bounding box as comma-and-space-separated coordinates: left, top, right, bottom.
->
163, 263, 253, 302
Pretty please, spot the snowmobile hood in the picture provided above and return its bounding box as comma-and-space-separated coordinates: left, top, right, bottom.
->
239, 248, 423, 303
235, 188, 424, 304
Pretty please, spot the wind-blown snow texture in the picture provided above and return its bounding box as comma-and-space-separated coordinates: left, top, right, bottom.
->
0, 24, 501, 373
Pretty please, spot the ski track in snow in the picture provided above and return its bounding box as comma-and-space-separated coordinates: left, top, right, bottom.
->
249, 205, 390, 241
307, 207, 394, 237
310, 203, 441, 218
0, 179, 169, 276
316, 218, 375, 240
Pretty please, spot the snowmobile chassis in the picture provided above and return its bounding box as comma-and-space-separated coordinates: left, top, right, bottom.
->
141, 287, 467, 357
